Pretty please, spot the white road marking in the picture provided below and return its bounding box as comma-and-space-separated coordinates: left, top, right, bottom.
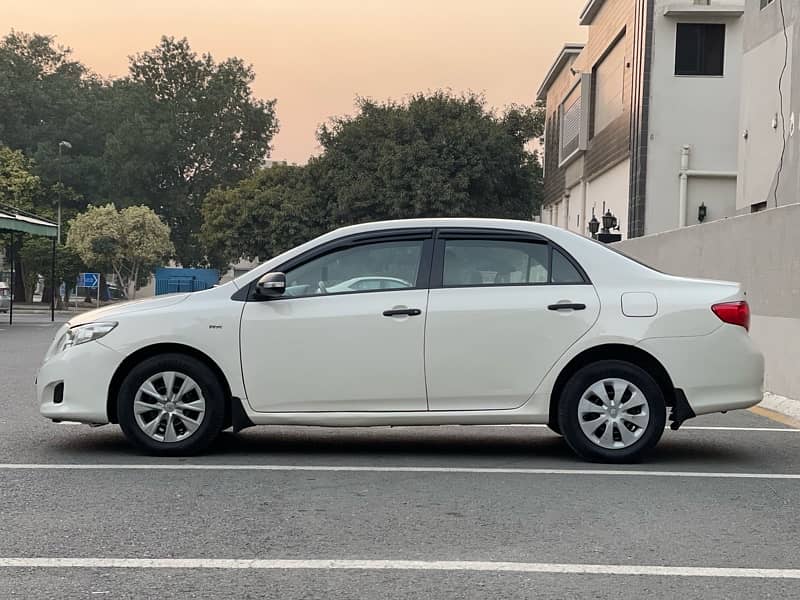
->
491, 424, 799, 432
0, 463, 799, 480
1, 558, 799, 578
679, 426, 799, 432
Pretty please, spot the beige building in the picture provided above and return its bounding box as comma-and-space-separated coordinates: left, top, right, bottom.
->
737, 0, 799, 211
538, 0, 745, 239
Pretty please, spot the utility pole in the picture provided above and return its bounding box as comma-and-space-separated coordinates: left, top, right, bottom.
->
57, 140, 72, 245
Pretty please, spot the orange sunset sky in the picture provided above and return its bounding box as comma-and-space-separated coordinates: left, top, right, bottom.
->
6, 1, 587, 163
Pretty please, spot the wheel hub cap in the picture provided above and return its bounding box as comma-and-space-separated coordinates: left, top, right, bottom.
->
133, 371, 206, 443
577, 378, 649, 450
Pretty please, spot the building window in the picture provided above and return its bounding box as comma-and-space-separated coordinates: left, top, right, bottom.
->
592, 35, 626, 136
760, 0, 774, 9
559, 84, 582, 160
675, 23, 725, 76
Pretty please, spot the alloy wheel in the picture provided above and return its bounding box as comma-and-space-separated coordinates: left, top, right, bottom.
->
577, 378, 650, 450
133, 371, 206, 443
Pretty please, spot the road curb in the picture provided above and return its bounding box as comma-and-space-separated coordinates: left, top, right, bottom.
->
753, 393, 800, 429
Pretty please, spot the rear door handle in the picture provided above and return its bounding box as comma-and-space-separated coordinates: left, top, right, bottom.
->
383, 308, 422, 317
547, 303, 586, 311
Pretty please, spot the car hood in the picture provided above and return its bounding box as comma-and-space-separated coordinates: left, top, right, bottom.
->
68, 293, 191, 326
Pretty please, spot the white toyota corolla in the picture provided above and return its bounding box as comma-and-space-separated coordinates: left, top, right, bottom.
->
37, 219, 764, 462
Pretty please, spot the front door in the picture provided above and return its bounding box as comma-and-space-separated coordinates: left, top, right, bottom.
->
424, 232, 600, 411
240, 235, 432, 413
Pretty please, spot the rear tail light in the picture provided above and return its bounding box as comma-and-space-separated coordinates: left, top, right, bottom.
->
712, 301, 750, 331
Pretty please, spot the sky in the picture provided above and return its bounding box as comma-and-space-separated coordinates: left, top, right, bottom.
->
6, 0, 587, 164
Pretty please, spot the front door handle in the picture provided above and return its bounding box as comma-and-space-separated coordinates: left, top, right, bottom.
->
383, 308, 422, 317
547, 303, 586, 311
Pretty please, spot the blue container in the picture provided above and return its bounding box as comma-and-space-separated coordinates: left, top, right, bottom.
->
154, 268, 220, 296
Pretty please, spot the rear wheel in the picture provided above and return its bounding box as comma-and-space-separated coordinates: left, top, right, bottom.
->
117, 353, 226, 456
558, 360, 666, 463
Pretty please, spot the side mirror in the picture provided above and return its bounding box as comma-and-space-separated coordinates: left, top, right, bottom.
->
255, 272, 286, 297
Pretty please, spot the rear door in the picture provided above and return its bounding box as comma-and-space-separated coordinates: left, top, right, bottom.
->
424, 229, 599, 411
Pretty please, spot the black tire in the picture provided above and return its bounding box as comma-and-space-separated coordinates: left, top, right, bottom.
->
117, 353, 226, 456
547, 423, 562, 436
557, 360, 666, 463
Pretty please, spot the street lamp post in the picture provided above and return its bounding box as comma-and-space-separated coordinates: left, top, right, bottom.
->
57, 140, 72, 245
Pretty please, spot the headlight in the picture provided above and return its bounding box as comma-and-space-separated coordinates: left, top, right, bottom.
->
58, 322, 118, 352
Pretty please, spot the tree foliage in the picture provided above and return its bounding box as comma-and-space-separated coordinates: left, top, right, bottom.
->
0, 31, 279, 270
66, 204, 174, 298
317, 92, 542, 224
19, 238, 85, 303
201, 92, 544, 265
0, 145, 41, 210
105, 37, 279, 266
202, 164, 328, 264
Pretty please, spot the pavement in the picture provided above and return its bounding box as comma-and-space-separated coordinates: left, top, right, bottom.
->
2, 319, 800, 598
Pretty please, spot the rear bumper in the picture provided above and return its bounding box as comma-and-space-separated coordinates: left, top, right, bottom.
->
638, 325, 764, 417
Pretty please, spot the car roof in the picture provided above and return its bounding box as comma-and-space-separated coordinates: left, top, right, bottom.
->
330, 218, 557, 237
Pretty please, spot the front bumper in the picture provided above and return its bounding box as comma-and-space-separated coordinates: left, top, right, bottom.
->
638, 324, 765, 417
37, 339, 123, 424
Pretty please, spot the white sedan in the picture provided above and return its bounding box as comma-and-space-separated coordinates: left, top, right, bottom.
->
37, 219, 764, 462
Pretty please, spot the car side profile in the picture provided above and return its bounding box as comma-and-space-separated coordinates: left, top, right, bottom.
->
37, 219, 765, 462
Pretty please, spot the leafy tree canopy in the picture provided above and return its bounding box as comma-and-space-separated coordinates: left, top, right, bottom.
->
316, 92, 542, 225
201, 92, 544, 265
66, 203, 174, 298
0, 31, 279, 269
105, 36, 279, 266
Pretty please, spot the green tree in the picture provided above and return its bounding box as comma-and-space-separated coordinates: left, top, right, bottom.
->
201, 164, 327, 265
67, 203, 174, 298
105, 36, 279, 266
316, 92, 543, 225
0, 145, 46, 301
0, 146, 41, 210
19, 237, 85, 305
0, 31, 114, 207
200, 92, 544, 268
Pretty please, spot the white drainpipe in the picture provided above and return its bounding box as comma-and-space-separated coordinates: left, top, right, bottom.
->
679, 145, 690, 228
678, 144, 737, 227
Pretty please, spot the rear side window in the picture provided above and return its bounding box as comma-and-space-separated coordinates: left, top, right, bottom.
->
439, 237, 588, 287
551, 248, 585, 284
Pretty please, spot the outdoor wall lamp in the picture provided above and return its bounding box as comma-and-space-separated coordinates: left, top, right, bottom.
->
601, 210, 619, 233
588, 214, 600, 239
597, 210, 622, 244
698, 202, 707, 223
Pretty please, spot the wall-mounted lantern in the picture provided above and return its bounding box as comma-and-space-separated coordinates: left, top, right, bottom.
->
597, 209, 622, 243
698, 202, 707, 223
588, 214, 600, 239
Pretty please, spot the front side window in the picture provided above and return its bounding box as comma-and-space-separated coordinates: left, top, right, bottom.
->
675, 23, 725, 76
442, 240, 550, 286
284, 240, 423, 297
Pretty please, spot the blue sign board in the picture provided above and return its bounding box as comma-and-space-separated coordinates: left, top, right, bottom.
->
80, 273, 99, 289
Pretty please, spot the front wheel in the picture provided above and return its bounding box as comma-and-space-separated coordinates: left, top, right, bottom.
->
558, 360, 666, 463
117, 353, 226, 456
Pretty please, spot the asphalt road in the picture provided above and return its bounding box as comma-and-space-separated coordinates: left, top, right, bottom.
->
2, 319, 799, 599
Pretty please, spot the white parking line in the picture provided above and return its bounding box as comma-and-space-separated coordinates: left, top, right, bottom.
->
1, 463, 799, 480
1, 558, 799, 578
494, 424, 799, 432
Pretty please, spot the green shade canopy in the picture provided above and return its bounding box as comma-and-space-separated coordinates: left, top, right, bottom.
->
0, 207, 57, 237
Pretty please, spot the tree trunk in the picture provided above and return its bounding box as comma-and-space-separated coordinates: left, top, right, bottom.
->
40, 283, 53, 304
99, 273, 110, 304
13, 253, 26, 303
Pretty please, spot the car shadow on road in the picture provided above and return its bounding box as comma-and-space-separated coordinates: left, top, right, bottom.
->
40, 425, 756, 468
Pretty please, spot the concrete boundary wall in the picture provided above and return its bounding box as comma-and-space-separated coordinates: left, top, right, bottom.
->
614, 203, 800, 399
